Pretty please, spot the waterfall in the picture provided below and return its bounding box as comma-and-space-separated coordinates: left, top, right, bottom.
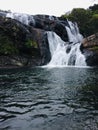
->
46, 21, 87, 67
5, 12, 87, 67
6, 12, 35, 26
65, 20, 83, 43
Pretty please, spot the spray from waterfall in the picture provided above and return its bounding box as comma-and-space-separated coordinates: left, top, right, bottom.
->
46, 20, 87, 67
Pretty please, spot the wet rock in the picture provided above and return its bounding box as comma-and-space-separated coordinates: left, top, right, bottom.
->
81, 33, 98, 66
83, 49, 98, 66
1, 10, 98, 67
0, 11, 69, 67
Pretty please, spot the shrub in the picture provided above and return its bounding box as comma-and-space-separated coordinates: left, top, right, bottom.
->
0, 35, 18, 55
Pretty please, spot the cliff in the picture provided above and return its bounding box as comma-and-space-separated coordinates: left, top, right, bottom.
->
82, 33, 98, 48
0, 10, 98, 67
81, 33, 98, 66
0, 11, 69, 68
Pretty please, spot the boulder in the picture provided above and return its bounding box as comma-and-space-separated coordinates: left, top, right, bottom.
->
0, 12, 70, 67
82, 33, 98, 48
33, 15, 68, 42
0, 15, 52, 67
81, 33, 98, 66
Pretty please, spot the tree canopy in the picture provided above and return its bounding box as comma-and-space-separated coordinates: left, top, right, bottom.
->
61, 4, 98, 37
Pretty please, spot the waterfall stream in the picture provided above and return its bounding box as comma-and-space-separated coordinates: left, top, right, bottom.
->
6, 12, 87, 67
6, 12, 35, 26
46, 21, 86, 67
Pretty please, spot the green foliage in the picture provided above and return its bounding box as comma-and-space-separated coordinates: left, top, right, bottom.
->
0, 35, 18, 55
89, 4, 98, 12
89, 46, 98, 51
61, 4, 98, 37
88, 14, 98, 34
32, 41, 38, 48
61, 14, 69, 19
68, 8, 92, 36
93, 14, 98, 18
25, 39, 38, 48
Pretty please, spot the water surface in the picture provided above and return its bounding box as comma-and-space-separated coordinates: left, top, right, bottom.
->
0, 67, 98, 130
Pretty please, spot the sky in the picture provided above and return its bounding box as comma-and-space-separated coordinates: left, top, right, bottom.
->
0, 0, 98, 16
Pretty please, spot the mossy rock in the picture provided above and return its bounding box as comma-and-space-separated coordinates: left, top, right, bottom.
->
0, 35, 18, 55
25, 39, 38, 48
89, 46, 98, 51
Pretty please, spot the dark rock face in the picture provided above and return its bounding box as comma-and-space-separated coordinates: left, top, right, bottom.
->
0, 16, 31, 50
0, 10, 98, 67
81, 33, 98, 66
0, 16, 42, 67
52, 22, 68, 42
0, 12, 68, 67
30, 27, 51, 65
33, 15, 68, 42
82, 49, 98, 66
82, 33, 98, 48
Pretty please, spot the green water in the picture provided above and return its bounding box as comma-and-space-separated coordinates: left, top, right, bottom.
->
0, 67, 98, 130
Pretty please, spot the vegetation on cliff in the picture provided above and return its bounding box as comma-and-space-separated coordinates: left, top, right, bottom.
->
61, 4, 98, 37
0, 4, 98, 67
0, 16, 42, 67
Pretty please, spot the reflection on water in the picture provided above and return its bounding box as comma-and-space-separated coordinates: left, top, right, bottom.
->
0, 67, 98, 130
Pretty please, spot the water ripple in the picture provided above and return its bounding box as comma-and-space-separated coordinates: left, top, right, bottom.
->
0, 67, 98, 130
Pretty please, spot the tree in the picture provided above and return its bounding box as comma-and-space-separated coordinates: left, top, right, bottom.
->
61, 4, 98, 37
89, 4, 98, 12
89, 14, 98, 33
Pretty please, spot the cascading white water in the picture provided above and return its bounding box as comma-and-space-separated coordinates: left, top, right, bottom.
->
5, 12, 86, 67
47, 32, 67, 66
46, 21, 87, 67
6, 12, 35, 26
65, 20, 83, 43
